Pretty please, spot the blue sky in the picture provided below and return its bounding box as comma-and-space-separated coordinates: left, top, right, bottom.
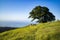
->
0, 0, 60, 22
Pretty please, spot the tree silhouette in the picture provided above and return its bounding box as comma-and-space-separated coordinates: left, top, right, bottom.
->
28, 6, 55, 23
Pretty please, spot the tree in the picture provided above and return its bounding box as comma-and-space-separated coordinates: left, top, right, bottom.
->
28, 6, 55, 23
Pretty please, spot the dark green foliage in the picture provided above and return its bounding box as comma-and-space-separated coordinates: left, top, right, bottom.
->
29, 6, 55, 23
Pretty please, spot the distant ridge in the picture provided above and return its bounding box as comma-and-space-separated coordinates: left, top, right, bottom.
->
0, 27, 16, 33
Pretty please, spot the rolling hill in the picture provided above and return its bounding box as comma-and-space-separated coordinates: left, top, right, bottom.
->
0, 21, 60, 40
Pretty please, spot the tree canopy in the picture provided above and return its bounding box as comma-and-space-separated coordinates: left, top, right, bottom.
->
28, 6, 55, 23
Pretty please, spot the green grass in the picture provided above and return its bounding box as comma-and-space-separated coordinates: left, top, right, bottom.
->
0, 21, 60, 40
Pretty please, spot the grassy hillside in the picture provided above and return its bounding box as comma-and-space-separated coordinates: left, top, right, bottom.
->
0, 21, 60, 40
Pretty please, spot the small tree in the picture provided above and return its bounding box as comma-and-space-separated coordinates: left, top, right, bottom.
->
28, 6, 55, 23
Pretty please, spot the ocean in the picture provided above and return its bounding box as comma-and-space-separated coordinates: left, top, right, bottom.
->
0, 21, 31, 27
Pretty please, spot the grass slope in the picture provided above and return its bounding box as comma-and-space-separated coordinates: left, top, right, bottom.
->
0, 21, 60, 40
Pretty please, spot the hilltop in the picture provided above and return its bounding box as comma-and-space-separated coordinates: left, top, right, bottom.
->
0, 21, 60, 40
